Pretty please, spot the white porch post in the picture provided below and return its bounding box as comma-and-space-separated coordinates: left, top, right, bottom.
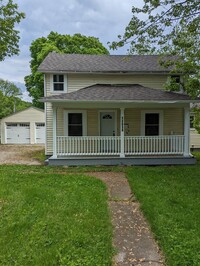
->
184, 106, 190, 157
120, 108, 125, 158
53, 107, 57, 158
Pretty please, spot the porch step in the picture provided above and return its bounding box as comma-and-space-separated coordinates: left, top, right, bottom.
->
47, 156, 196, 166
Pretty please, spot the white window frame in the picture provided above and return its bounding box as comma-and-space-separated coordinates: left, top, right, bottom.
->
50, 74, 68, 93
141, 110, 163, 136
64, 110, 87, 136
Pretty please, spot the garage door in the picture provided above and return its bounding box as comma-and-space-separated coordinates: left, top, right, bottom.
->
6, 123, 30, 144
35, 123, 45, 144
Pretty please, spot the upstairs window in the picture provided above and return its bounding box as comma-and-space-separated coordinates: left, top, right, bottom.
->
171, 75, 180, 84
53, 74, 64, 91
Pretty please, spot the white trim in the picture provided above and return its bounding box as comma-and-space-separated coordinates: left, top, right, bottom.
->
4, 122, 7, 144
50, 74, 68, 93
53, 107, 57, 158
120, 108, 125, 158
184, 107, 190, 157
141, 110, 163, 136
98, 110, 117, 136
64, 110, 87, 136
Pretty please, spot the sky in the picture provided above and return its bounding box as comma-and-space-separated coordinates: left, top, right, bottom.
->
0, 0, 135, 97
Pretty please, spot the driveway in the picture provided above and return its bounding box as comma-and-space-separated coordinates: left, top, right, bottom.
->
0, 145, 44, 165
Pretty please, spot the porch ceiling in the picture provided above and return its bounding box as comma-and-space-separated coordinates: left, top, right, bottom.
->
41, 84, 199, 104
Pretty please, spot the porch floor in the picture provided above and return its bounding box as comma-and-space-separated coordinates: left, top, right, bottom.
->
47, 155, 196, 166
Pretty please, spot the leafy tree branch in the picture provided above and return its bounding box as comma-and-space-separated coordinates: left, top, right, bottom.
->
0, 0, 25, 61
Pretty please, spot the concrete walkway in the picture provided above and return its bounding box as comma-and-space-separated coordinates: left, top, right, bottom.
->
89, 172, 165, 266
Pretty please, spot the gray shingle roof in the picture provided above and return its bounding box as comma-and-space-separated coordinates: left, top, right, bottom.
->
41, 84, 193, 102
38, 52, 178, 73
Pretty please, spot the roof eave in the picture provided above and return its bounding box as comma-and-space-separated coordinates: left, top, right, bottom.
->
40, 99, 198, 104
38, 70, 179, 75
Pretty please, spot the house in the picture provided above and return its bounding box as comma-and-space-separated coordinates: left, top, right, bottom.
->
38, 52, 199, 165
1, 107, 45, 144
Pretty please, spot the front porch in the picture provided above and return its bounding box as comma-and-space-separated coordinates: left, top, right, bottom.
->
48, 134, 196, 166
43, 85, 197, 166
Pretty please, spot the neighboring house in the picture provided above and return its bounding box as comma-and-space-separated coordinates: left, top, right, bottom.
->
1, 107, 45, 144
38, 52, 199, 165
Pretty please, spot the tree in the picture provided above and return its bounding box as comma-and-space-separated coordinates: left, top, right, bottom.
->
0, 0, 25, 61
0, 78, 21, 96
0, 79, 31, 118
25, 32, 109, 108
111, 0, 200, 97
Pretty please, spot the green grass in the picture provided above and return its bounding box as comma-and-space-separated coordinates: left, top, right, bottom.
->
0, 167, 113, 266
126, 165, 200, 266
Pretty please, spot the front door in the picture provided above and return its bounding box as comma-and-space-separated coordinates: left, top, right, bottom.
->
100, 112, 116, 136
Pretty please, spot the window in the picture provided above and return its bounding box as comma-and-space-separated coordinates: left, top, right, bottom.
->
141, 110, 163, 136
145, 113, 159, 136
171, 75, 180, 84
64, 111, 87, 136
68, 113, 83, 136
53, 74, 64, 91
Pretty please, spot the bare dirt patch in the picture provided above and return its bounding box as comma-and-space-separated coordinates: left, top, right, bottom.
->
0, 145, 45, 165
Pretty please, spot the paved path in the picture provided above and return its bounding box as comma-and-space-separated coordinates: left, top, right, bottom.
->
89, 172, 165, 266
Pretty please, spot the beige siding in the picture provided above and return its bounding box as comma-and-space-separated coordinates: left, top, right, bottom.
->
163, 108, 184, 135
68, 74, 168, 93
45, 73, 168, 97
1, 107, 45, 144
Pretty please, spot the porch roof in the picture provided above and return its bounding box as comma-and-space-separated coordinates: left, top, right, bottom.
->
41, 84, 197, 103
38, 53, 179, 73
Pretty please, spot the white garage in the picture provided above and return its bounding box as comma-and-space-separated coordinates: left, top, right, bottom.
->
1, 107, 45, 144
35, 123, 45, 144
6, 123, 30, 144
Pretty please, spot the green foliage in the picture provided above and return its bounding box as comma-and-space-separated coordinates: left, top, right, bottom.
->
25, 32, 109, 108
164, 77, 182, 92
0, 168, 113, 265
0, 79, 31, 118
127, 166, 200, 266
192, 107, 200, 134
0, 0, 25, 61
111, 0, 200, 97
0, 78, 21, 96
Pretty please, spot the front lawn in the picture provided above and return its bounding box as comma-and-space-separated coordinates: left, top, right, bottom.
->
0, 166, 113, 266
126, 165, 200, 266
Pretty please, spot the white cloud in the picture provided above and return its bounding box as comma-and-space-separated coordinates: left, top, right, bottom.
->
0, 0, 135, 84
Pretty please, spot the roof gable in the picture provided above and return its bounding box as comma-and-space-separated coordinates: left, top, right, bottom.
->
1, 106, 44, 121
38, 53, 179, 74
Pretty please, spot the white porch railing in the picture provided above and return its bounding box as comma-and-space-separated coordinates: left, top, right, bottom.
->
57, 136, 121, 156
125, 135, 184, 155
56, 135, 185, 156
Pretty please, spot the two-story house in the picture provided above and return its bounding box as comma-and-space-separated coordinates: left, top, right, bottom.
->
39, 52, 198, 165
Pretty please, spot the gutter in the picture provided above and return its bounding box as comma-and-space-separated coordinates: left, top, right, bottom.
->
40, 99, 200, 104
